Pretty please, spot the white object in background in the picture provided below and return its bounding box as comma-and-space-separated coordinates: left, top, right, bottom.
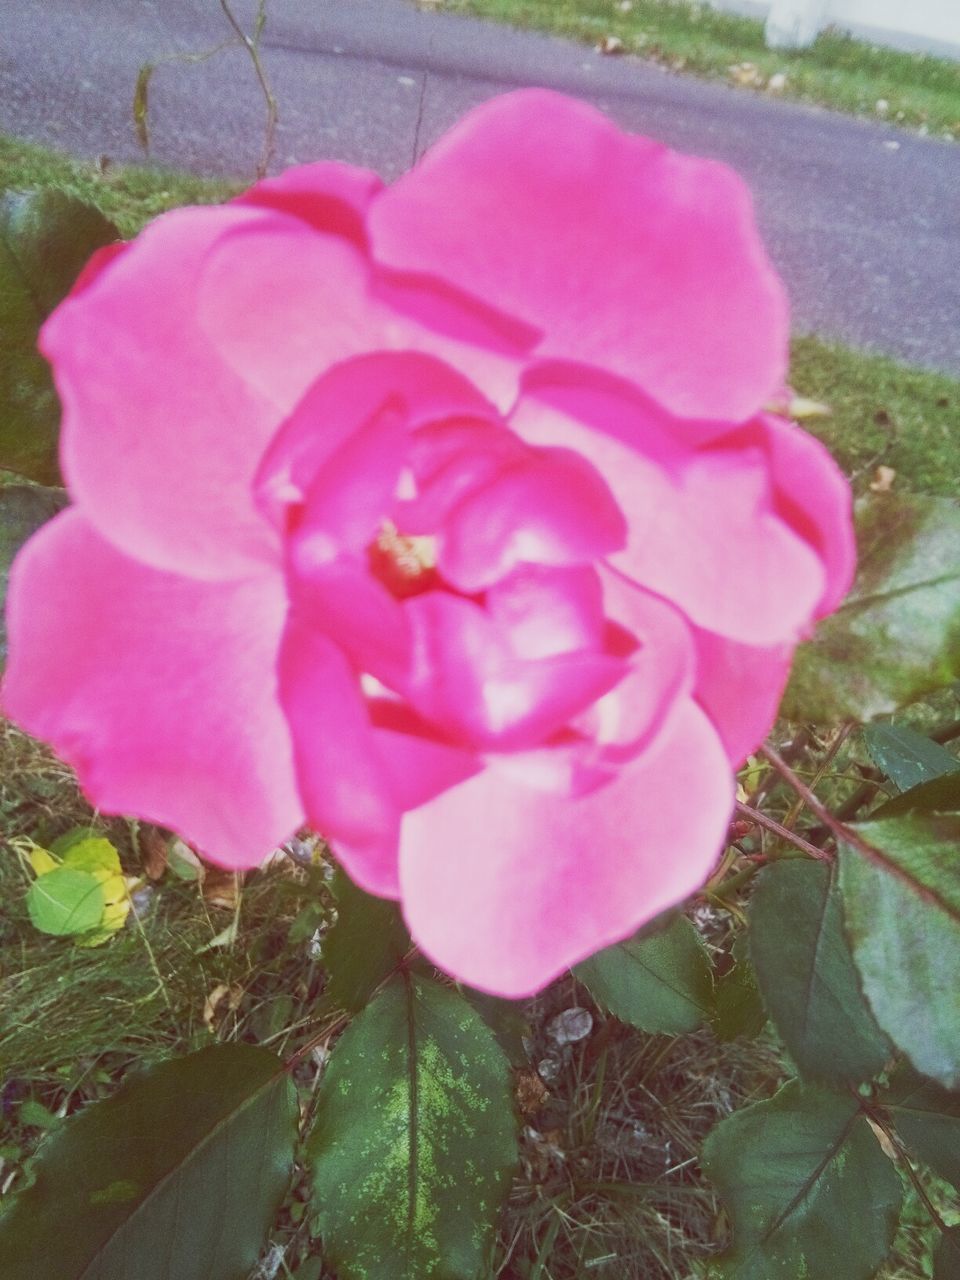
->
764, 0, 828, 48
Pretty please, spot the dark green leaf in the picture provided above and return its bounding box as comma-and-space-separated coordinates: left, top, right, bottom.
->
0, 188, 119, 482
841, 774, 960, 1087
749, 860, 890, 1084
783, 493, 960, 722
0, 1045, 298, 1280
864, 723, 960, 793
459, 988, 530, 1066
308, 974, 518, 1280
884, 1063, 960, 1189
702, 1080, 902, 1280
574, 916, 712, 1035
0, 484, 67, 660
292, 1261, 325, 1280
322, 867, 410, 1013
711, 934, 766, 1042
935, 1226, 960, 1280
26, 865, 104, 936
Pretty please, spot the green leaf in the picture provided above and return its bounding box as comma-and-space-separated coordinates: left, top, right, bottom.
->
711, 934, 767, 1042
749, 860, 890, 1084
863, 723, 960, 793
783, 493, 960, 722
26, 865, 105, 936
0, 484, 67, 660
884, 1063, 960, 1189
0, 1045, 298, 1280
702, 1080, 902, 1280
18, 1100, 61, 1131
459, 988, 530, 1066
293, 1262, 325, 1280
308, 973, 518, 1280
321, 868, 411, 1013
841, 774, 960, 1087
934, 1226, 960, 1280
574, 915, 713, 1035
0, 188, 119, 482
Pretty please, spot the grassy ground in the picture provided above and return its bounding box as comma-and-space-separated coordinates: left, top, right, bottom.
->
438, 0, 960, 140
1, 135, 959, 1277
0, 134, 238, 237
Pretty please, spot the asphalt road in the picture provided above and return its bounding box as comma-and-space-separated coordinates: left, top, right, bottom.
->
2, 0, 958, 374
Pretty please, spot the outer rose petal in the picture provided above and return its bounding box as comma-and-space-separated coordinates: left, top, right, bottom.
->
369, 90, 788, 423
68, 241, 129, 299
760, 413, 856, 617
2, 511, 302, 864
399, 700, 733, 996
198, 214, 524, 417
692, 628, 793, 766
42, 204, 287, 580
236, 161, 384, 248
511, 385, 826, 645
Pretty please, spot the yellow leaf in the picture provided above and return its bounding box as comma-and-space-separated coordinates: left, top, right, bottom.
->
61, 836, 121, 880
787, 395, 832, 420
59, 836, 130, 942
28, 847, 59, 877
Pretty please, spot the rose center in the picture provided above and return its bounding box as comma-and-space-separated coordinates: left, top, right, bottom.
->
368, 520, 439, 599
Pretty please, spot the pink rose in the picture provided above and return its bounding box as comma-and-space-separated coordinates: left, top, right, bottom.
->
3, 91, 853, 996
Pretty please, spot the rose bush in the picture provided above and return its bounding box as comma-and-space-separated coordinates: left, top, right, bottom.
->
2, 90, 854, 995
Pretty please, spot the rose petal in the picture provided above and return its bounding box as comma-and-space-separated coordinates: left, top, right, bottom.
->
691, 627, 793, 766
370, 704, 481, 811
198, 213, 523, 416
438, 448, 627, 593
760, 412, 856, 616
278, 618, 401, 895
2, 511, 301, 864
398, 699, 732, 995
286, 557, 411, 689
396, 418, 525, 534
42, 204, 285, 580
68, 241, 129, 299
402, 592, 627, 749
370, 89, 788, 422
580, 571, 696, 759
256, 351, 499, 529
236, 160, 384, 248
290, 402, 407, 559
486, 564, 605, 660
512, 384, 825, 645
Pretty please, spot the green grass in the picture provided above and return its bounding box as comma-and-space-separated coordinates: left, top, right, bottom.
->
439, 0, 960, 139
0, 135, 237, 238
1, 133, 958, 1278
790, 335, 960, 497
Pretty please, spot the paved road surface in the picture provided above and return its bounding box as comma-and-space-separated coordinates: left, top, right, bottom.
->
2, 0, 958, 373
